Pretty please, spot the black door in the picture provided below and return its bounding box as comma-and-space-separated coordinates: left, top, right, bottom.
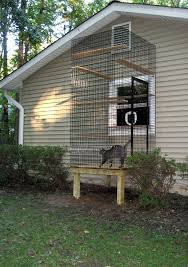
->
130, 77, 149, 154
115, 76, 149, 154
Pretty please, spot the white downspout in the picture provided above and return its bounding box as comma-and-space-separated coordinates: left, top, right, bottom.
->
4, 90, 24, 145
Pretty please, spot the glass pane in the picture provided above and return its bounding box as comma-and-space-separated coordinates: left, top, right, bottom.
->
117, 85, 132, 105
133, 79, 148, 105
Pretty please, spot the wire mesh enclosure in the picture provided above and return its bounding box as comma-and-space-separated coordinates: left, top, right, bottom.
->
70, 29, 156, 168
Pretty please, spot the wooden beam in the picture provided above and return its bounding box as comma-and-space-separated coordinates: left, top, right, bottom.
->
74, 94, 148, 107
73, 66, 112, 81
117, 173, 125, 206
74, 97, 127, 107
72, 44, 128, 60
73, 172, 80, 199
71, 166, 127, 176
117, 59, 154, 75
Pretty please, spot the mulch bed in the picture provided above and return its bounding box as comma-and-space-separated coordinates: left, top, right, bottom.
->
46, 184, 188, 234
1, 183, 188, 234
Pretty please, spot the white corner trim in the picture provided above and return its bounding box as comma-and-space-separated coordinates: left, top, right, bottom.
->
4, 90, 24, 145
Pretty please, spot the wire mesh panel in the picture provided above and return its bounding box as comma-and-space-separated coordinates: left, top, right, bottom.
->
70, 30, 156, 168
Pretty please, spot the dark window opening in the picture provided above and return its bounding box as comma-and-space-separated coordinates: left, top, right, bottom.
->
117, 86, 132, 105
116, 78, 149, 127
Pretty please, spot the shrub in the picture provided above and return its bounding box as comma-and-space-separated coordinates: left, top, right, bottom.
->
176, 157, 188, 179
0, 145, 19, 185
0, 145, 68, 190
127, 148, 177, 208
33, 146, 69, 190
138, 192, 163, 209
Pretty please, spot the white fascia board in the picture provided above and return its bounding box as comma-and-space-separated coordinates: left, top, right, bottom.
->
0, 3, 119, 91
115, 2, 188, 20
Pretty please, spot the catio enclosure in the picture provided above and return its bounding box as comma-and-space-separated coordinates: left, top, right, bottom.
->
70, 28, 156, 168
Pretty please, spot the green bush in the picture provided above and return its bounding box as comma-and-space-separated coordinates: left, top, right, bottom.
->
127, 148, 177, 208
0, 145, 68, 190
138, 192, 163, 209
176, 157, 188, 179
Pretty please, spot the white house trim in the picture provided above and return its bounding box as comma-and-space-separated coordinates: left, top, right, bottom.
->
115, 2, 188, 20
0, 1, 187, 91
4, 90, 24, 145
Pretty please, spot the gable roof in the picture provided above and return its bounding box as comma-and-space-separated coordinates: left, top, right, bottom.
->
1, 1, 188, 91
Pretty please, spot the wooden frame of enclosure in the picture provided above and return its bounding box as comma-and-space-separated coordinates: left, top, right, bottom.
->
72, 59, 154, 81
71, 166, 128, 206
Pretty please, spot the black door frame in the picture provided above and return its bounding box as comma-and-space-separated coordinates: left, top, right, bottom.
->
131, 77, 149, 155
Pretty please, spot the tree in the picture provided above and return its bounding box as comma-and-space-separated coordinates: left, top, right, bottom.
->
132, 0, 154, 4
0, 0, 61, 144
0, 0, 12, 143
10, 0, 59, 67
133, 0, 188, 7
60, 0, 110, 32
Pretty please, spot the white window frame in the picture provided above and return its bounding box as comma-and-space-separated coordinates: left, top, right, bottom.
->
108, 75, 155, 136
111, 21, 131, 51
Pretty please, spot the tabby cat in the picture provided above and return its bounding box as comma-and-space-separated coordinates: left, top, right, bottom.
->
99, 140, 131, 168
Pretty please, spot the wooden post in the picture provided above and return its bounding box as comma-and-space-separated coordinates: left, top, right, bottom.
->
73, 172, 80, 199
117, 172, 125, 206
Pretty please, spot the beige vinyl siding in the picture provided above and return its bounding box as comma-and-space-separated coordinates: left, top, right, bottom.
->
22, 51, 71, 164
22, 15, 188, 164
20, 15, 188, 195
101, 16, 188, 162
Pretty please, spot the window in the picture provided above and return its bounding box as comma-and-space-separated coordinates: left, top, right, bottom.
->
108, 76, 155, 136
112, 22, 131, 51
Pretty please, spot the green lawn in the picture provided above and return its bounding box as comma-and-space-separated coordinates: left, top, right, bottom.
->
0, 193, 187, 267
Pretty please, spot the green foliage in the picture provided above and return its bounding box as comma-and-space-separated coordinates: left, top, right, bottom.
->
132, 0, 188, 7
138, 191, 164, 208
0, 194, 188, 267
176, 157, 188, 179
10, 0, 60, 65
132, 0, 154, 4
127, 149, 177, 207
60, 0, 110, 32
0, 145, 68, 190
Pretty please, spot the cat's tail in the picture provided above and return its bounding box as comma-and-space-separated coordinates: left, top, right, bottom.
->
124, 139, 131, 149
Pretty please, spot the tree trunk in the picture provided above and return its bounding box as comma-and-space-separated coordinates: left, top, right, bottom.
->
18, 36, 24, 67
18, 0, 27, 67
40, 0, 45, 14
2, 1, 8, 77
24, 39, 29, 63
1, 0, 9, 143
2, 31, 8, 77
170, 0, 181, 7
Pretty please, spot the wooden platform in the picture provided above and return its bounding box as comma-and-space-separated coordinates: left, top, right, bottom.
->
71, 166, 128, 206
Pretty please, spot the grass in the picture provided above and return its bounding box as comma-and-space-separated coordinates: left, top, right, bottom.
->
0, 193, 187, 267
